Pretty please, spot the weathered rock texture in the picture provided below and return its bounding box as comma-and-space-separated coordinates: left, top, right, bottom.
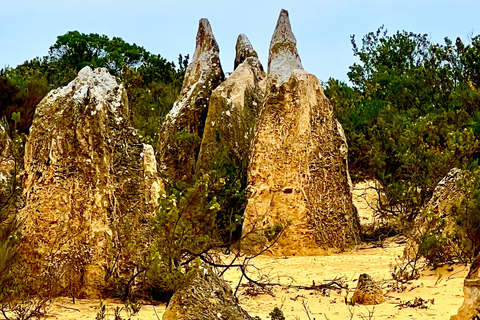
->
351, 273, 385, 305
451, 254, 480, 320
19, 67, 161, 297
0, 117, 11, 159
0, 117, 13, 200
234, 34, 259, 70
405, 168, 465, 257
242, 9, 360, 255
163, 266, 252, 320
196, 34, 266, 174
157, 18, 224, 181
424, 167, 465, 218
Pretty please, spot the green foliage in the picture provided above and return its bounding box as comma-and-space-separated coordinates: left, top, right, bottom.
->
326, 26, 480, 232
417, 232, 448, 267
269, 307, 285, 320
264, 224, 284, 242
95, 300, 141, 320
414, 165, 480, 265
146, 154, 248, 297
49, 31, 148, 76
146, 174, 226, 295
1, 31, 187, 138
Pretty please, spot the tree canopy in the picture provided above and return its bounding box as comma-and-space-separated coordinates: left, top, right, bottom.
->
0, 31, 188, 142
326, 26, 480, 229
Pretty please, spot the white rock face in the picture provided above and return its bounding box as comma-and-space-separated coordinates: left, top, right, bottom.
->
157, 18, 224, 181
234, 33, 259, 70
20, 67, 160, 297
242, 9, 360, 255
267, 9, 305, 85
167, 19, 223, 119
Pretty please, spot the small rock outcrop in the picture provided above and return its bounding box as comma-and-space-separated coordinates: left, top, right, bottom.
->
196, 34, 265, 174
351, 273, 385, 305
451, 254, 480, 320
157, 18, 224, 181
424, 167, 465, 217
242, 9, 360, 255
163, 266, 252, 320
405, 168, 465, 257
19, 67, 161, 297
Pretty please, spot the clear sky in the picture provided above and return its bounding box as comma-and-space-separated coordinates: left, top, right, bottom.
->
1, 0, 480, 82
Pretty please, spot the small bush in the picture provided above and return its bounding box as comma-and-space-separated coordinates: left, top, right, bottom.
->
269, 307, 285, 320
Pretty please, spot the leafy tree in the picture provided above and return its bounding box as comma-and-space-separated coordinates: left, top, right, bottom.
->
1, 31, 187, 139
326, 26, 480, 231
48, 31, 147, 76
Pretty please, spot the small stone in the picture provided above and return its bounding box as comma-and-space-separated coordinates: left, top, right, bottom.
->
163, 266, 253, 320
351, 274, 385, 305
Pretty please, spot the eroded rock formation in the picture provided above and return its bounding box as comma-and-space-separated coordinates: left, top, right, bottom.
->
405, 168, 466, 258
0, 117, 11, 159
424, 168, 465, 217
0, 117, 13, 200
451, 254, 480, 320
163, 266, 252, 320
242, 9, 360, 255
351, 273, 385, 305
196, 34, 265, 174
19, 67, 161, 297
157, 18, 224, 181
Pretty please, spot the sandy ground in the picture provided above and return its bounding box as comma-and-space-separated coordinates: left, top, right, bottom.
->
4, 182, 470, 319
39, 242, 469, 320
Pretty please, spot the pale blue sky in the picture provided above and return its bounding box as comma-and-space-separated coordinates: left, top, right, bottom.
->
1, 0, 479, 82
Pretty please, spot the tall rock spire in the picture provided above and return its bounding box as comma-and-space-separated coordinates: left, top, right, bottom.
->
19, 67, 161, 297
243, 9, 360, 255
157, 18, 224, 181
196, 33, 265, 175
267, 9, 304, 83
192, 18, 219, 62
234, 33, 259, 70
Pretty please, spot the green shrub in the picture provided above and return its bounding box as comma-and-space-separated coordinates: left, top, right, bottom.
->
269, 307, 285, 320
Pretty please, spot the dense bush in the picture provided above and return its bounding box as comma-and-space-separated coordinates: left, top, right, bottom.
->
414, 166, 480, 266
326, 27, 480, 232
0, 32, 187, 145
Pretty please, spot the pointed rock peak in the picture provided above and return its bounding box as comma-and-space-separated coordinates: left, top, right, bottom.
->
192, 18, 220, 62
234, 33, 258, 70
75, 66, 119, 94
268, 9, 303, 82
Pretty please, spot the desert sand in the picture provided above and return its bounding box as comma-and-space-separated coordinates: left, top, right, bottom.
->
5, 182, 470, 320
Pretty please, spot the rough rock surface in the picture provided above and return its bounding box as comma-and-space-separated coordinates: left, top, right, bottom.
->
242, 9, 360, 255
163, 266, 252, 320
0, 117, 11, 159
451, 254, 480, 320
424, 167, 465, 217
234, 34, 259, 70
267, 9, 303, 85
157, 18, 224, 181
0, 117, 13, 198
405, 168, 465, 256
351, 273, 385, 305
196, 34, 265, 174
19, 67, 161, 297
